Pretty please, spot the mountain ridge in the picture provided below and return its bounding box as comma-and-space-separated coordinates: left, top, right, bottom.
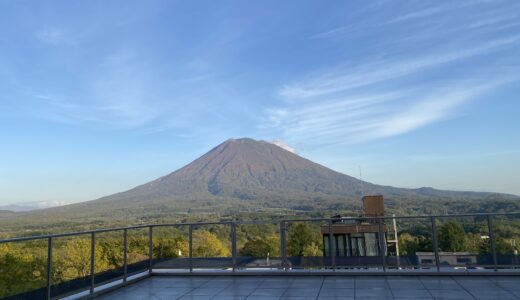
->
3, 137, 518, 227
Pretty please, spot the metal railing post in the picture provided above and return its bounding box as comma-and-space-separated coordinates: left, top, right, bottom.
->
328, 220, 335, 271
46, 237, 52, 300
90, 232, 95, 294
123, 229, 128, 285
487, 215, 498, 271
231, 222, 237, 272
430, 217, 440, 272
377, 217, 386, 272
148, 226, 153, 274
189, 225, 193, 273
281, 221, 287, 271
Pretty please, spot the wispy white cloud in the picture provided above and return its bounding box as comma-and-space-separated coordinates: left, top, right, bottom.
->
309, 27, 348, 40
267, 79, 514, 146
386, 6, 447, 24
280, 35, 520, 101
270, 140, 297, 153
268, 13, 520, 146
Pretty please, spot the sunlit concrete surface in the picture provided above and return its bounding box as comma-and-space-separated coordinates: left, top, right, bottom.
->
95, 275, 520, 300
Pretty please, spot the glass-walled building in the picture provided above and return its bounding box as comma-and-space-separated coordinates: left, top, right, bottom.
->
322, 222, 386, 257
322, 195, 388, 257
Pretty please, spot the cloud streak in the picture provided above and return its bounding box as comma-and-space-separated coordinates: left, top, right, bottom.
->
267, 79, 514, 146
267, 0, 520, 146
279, 35, 520, 101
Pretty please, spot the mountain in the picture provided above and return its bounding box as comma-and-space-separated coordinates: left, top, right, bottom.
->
86, 138, 504, 202
3, 138, 519, 228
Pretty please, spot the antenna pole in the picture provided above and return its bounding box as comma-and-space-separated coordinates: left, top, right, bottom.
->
359, 166, 364, 197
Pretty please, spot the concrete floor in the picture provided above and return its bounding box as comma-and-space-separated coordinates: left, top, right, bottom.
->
95, 275, 520, 300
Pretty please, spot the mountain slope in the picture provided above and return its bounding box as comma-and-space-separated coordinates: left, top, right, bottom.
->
92, 138, 503, 203
5, 138, 518, 227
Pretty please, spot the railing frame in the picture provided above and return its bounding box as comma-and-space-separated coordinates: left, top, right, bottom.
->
1, 212, 519, 300
431, 216, 440, 272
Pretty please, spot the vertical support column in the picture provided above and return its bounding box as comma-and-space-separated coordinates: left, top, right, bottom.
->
431, 217, 440, 272
148, 226, 153, 274
377, 217, 386, 272
46, 237, 52, 300
90, 232, 95, 294
231, 222, 237, 272
189, 225, 193, 273
487, 215, 498, 271
123, 229, 128, 285
281, 221, 287, 271
328, 220, 335, 271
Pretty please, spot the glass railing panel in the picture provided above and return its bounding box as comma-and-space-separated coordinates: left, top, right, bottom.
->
152, 225, 190, 270
94, 230, 124, 286
50, 234, 91, 298
491, 214, 520, 269
435, 215, 491, 270
126, 228, 149, 274
390, 216, 434, 270
0, 239, 47, 299
192, 223, 232, 270
285, 220, 325, 270
236, 222, 281, 270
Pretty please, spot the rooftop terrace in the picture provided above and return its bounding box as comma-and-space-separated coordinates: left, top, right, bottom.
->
1, 212, 519, 299
95, 275, 520, 300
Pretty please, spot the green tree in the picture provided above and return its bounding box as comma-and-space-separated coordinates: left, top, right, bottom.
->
193, 230, 230, 257
239, 234, 281, 257
0, 243, 46, 298
154, 237, 189, 258
302, 242, 322, 256
287, 223, 322, 256
479, 237, 516, 255
240, 238, 270, 257
438, 221, 466, 252
53, 237, 109, 281
398, 233, 432, 256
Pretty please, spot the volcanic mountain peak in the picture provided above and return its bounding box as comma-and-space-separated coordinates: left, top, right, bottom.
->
8, 137, 518, 226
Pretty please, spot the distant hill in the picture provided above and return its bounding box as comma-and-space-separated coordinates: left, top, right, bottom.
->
3, 138, 519, 228
0, 204, 40, 212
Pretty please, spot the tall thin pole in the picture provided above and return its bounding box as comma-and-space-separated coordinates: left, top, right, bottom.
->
46, 237, 52, 300
148, 226, 153, 274
231, 223, 237, 272
431, 217, 440, 272
123, 229, 128, 286
281, 221, 287, 271
377, 217, 386, 272
90, 232, 95, 294
328, 220, 335, 271
189, 225, 193, 273
487, 215, 498, 271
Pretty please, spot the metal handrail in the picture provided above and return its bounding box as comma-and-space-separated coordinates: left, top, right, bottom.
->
1, 212, 519, 300
2, 212, 519, 244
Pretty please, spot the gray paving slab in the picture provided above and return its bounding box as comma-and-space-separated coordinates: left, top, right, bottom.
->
95, 275, 520, 300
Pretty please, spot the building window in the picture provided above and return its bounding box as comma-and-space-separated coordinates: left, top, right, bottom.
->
421, 259, 433, 264
364, 233, 379, 256
350, 234, 365, 256
456, 258, 472, 264
323, 236, 330, 256
336, 235, 346, 256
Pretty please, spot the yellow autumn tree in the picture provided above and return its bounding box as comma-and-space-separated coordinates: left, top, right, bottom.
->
193, 230, 230, 257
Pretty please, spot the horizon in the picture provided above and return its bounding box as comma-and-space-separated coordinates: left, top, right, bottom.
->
1, 1, 520, 205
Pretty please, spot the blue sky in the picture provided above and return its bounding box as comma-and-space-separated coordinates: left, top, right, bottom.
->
1, 0, 519, 205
